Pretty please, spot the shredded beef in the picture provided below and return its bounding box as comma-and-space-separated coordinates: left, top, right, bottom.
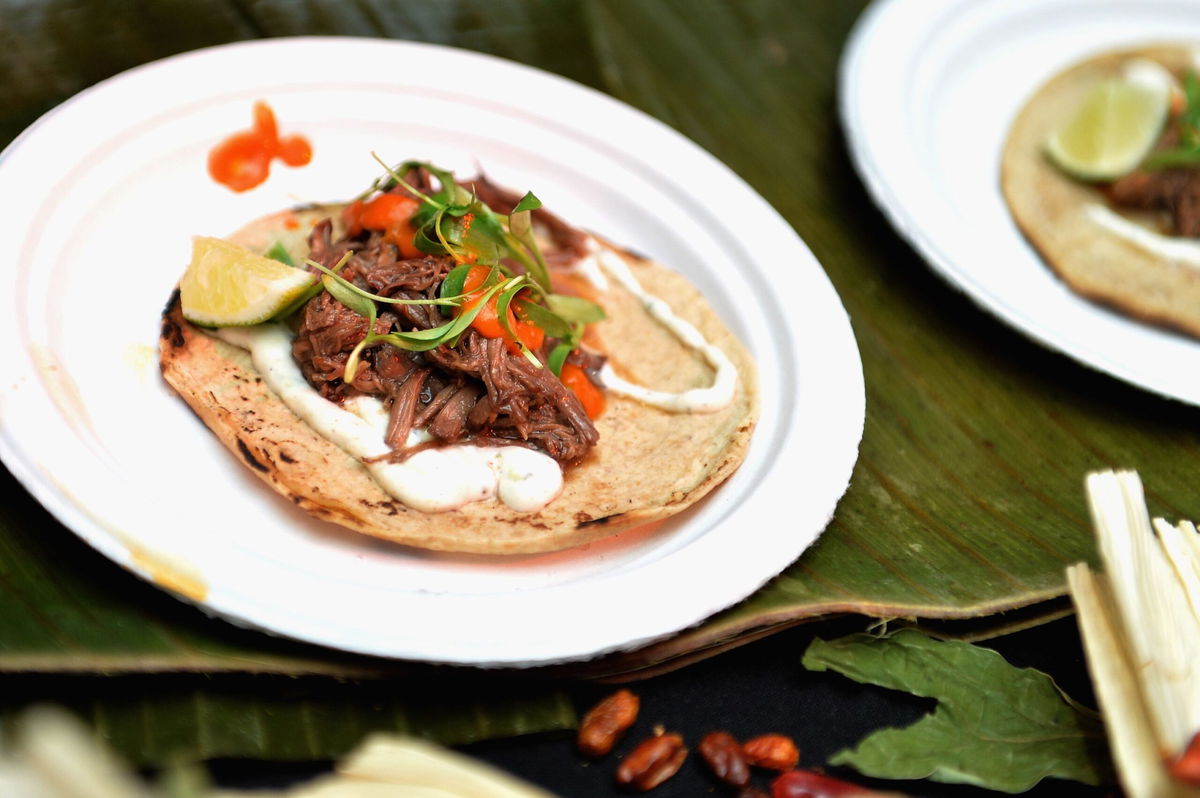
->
1107, 169, 1200, 236
385, 369, 429, 449
1106, 125, 1200, 236
290, 187, 603, 465
428, 385, 481, 441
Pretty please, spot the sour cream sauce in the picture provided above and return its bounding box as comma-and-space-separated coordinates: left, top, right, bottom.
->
575, 243, 738, 413
1086, 204, 1200, 270
214, 325, 562, 513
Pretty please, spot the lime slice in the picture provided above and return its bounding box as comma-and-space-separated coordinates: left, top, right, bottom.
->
1045, 77, 1170, 181
179, 236, 314, 327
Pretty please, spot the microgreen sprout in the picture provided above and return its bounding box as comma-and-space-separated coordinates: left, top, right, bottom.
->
283, 158, 608, 382
1144, 71, 1200, 169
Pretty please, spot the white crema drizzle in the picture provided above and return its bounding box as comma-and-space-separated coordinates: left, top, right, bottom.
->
1086, 204, 1200, 270
573, 243, 738, 413
214, 325, 562, 513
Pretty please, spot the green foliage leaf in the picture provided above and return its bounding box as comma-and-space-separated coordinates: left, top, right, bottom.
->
1143, 70, 1200, 169
264, 241, 296, 268
546, 293, 606, 324
320, 274, 377, 383
802, 630, 1112, 793
517, 300, 573, 339
512, 191, 543, 215
546, 342, 572, 376
0, 675, 576, 767
495, 280, 524, 343
322, 274, 375, 320
440, 263, 473, 302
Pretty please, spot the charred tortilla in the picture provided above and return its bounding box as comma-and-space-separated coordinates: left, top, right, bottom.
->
160, 207, 758, 555
1002, 46, 1200, 338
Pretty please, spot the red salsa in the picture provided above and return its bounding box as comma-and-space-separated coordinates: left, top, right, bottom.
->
208, 101, 312, 192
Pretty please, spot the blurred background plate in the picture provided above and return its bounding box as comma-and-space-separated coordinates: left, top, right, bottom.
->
0, 38, 863, 666
841, 0, 1200, 404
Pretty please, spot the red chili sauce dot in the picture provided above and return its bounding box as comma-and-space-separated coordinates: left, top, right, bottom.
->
207, 101, 312, 192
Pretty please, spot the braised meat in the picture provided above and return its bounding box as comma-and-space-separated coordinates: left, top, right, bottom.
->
291, 189, 602, 465
1107, 168, 1200, 236
1106, 125, 1200, 236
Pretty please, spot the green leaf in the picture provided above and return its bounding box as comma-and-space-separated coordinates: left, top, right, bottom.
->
264, 241, 296, 268
1144, 70, 1200, 169
546, 293, 606, 324
307, 260, 457, 308
1142, 148, 1200, 169
0, 675, 576, 767
517, 300, 573, 339
322, 274, 376, 320
320, 275, 377, 383
440, 263, 473, 304
462, 201, 516, 265
508, 208, 533, 242
802, 630, 1112, 792
376, 279, 514, 352
546, 342, 572, 376
495, 279, 524, 342
512, 191, 543, 214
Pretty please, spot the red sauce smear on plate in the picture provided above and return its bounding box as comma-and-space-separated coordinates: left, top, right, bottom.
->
208, 101, 312, 192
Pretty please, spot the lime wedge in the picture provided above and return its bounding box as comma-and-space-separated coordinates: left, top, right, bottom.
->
179, 236, 315, 327
1045, 77, 1170, 181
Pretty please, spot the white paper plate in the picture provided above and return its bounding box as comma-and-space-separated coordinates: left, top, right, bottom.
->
0, 38, 863, 666
842, 0, 1200, 404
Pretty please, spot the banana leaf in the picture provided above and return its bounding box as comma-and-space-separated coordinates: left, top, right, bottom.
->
3, 0, 1200, 761
0, 673, 576, 765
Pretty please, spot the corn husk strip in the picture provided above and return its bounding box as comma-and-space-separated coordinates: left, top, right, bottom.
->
212, 736, 559, 797
1067, 564, 1185, 798
0, 706, 151, 798
1085, 471, 1200, 756
1154, 519, 1200, 623
1075, 471, 1200, 798
324, 736, 558, 798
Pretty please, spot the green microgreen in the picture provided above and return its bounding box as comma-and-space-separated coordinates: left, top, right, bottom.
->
271, 250, 354, 321
373, 279, 516, 353
363, 156, 557, 291
546, 341, 573, 376
338, 277, 518, 379
306, 260, 462, 308
287, 158, 609, 379
512, 192, 543, 215
546, 293, 606, 325
439, 263, 473, 302
515, 300, 573, 339
265, 241, 296, 267
1144, 70, 1200, 169
495, 279, 543, 366
321, 273, 375, 318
